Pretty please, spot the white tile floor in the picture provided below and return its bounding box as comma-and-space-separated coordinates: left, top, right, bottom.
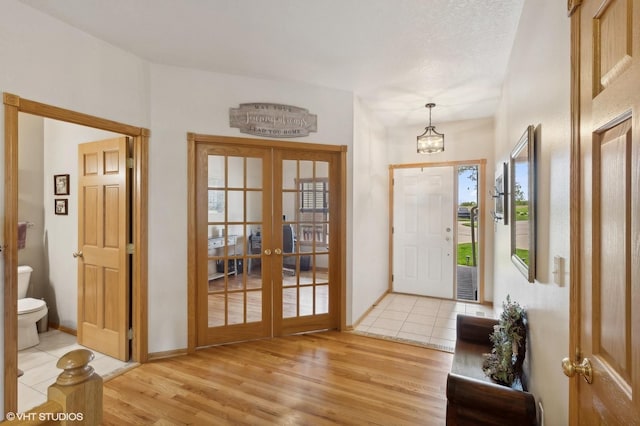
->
18, 330, 134, 413
354, 293, 495, 350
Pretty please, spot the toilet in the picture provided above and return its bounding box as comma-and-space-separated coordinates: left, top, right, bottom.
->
17, 265, 48, 350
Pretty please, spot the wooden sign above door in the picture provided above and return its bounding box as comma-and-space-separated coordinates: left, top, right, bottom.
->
229, 103, 317, 138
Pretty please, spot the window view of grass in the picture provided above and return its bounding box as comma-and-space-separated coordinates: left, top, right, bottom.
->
515, 248, 529, 265
514, 203, 529, 220
457, 243, 478, 266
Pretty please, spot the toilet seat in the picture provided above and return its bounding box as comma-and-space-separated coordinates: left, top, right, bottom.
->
18, 297, 46, 315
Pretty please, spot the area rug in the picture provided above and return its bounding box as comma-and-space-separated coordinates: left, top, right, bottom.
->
350, 330, 455, 354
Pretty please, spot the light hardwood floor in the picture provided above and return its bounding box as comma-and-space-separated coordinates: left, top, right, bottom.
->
103, 331, 453, 425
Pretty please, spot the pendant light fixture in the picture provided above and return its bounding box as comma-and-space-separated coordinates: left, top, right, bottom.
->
416, 103, 444, 154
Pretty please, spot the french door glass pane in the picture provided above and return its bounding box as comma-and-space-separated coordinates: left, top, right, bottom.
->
280, 159, 331, 319
246, 158, 262, 189
208, 153, 263, 327
246, 191, 262, 222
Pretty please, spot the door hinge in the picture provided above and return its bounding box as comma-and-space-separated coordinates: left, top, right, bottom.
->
127, 243, 134, 254
127, 157, 134, 168
391, 274, 394, 282
128, 328, 133, 340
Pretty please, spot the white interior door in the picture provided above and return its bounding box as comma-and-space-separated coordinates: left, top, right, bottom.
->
393, 166, 454, 298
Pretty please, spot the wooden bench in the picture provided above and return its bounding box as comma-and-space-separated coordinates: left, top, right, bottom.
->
446, 314, 537, 426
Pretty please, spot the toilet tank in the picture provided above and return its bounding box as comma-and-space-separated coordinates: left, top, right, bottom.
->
17, 265, 33, 299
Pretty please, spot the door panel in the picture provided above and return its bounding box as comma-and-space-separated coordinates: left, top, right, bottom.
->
274, 151, 339, 335
572, 0, 639, 423
197, 145, 272, 345
77, 136, 129, 361
393, 166, 454, 298
195, 142, 340, 346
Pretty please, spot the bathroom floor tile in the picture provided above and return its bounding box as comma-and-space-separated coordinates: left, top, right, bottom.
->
18, 383, 46, 414
18, 357, 59, 387
18, 330, 137, 413
18, 348, 57, 371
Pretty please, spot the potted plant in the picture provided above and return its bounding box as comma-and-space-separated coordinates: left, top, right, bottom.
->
482, 295, 527, 386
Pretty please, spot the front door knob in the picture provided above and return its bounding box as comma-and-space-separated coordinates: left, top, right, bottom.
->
562, 357, 593, 384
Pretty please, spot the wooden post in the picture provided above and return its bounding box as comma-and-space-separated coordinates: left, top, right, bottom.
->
46, 349, 102, 425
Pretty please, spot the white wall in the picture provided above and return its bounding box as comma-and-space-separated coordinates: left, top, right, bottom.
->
351, 97, 389, 323
386, 117, 496, 300
17, 114, 45, 299
0, 0, 150, 412
147, 64, 355, 352
492, 0, 571, 424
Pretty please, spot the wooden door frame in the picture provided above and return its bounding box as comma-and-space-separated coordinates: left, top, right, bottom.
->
3, 93, 149, 413
388, 159, 487, 303
568, 4, 581, 424
187, 133, 347, 352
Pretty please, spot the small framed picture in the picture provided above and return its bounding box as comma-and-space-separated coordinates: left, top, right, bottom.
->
54, 174, 70, 195
54, 199, 68, 215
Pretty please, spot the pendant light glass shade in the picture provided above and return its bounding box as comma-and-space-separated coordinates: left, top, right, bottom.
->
417, 103, 444, 154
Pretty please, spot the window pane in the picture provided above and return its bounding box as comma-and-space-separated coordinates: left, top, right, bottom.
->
283, 160, 297, 190
316, 285, 329, 314
283, 287, 297, 318
315, 254, 329, 284
208, 189, 224, 215
282, 191, 296, 222
227, 190, 244, 222
246, 191, 262, 222
316, 161, 329, 179
300, 286, 313, 316
227, 292, 244, 325
246, 158, 262, 189
208, 155, 225, 185
228, 156, 244, 188
208, 294, 225, 327
299, 160, 313, 179
283, 255, 297, 281
247, 291, 262, 323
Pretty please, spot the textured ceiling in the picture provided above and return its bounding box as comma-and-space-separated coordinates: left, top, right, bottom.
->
19, 0, 524, 128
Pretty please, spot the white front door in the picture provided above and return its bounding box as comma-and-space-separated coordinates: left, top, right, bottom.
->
393, 166, 454, 298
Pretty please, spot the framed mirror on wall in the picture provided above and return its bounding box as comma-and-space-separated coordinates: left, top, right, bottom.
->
510, 125, 536, 282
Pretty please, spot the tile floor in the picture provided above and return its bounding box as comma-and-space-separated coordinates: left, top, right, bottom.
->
354, 293, 495, 350
18, 330, 134, 413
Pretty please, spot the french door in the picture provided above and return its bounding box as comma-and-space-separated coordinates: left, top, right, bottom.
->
192, 136, 342, 347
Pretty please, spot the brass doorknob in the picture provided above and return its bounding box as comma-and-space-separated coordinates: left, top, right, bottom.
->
274, 248, 282, 255
264, 249, 272, 255
562, 357, 593, 384
72, 251, 83, 258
